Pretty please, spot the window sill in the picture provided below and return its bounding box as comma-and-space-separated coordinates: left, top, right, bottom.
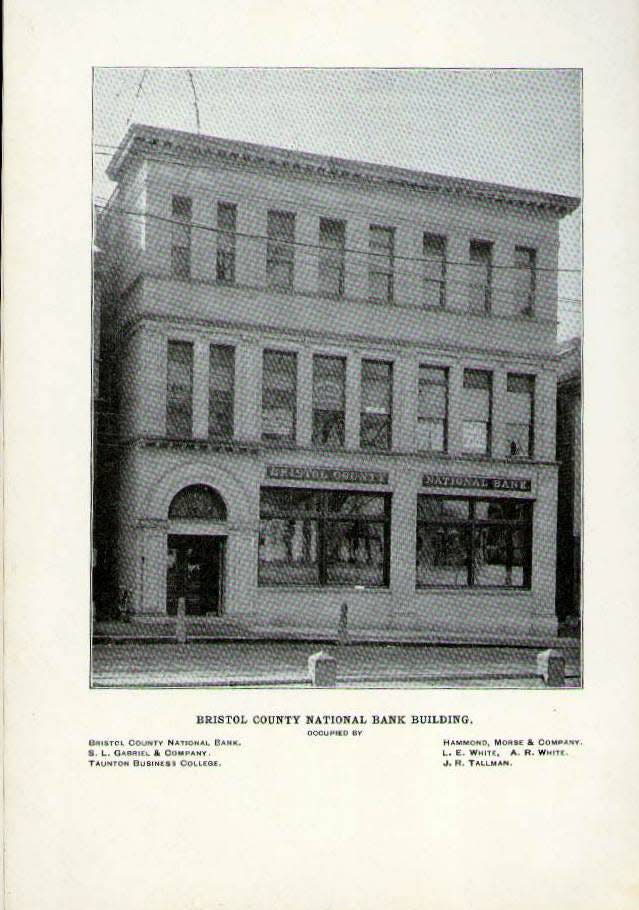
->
416, 586, 531, 594
257, 583, 391, 591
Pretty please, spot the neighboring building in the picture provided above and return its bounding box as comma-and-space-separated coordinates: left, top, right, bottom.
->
95, 124, 580, 641
556, 337, 582, 625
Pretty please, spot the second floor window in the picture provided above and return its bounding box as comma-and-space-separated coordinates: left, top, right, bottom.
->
166, 340, 193, 438
417, 366, 448, 452
369, 226, 394, 304
423, 234, 446, 308
312, 354, 346, 448
514, 246, 536, 314
506, 373, 535, 457
462, 369, 492, 454
267, 211, 295, 290
469, 240, 493, 313
360, 359, 393, 450
171, 195, 192, 279
216, 203, 237, 283
209, 344, 235, 439
262, 350, 297, 442
319, 218, 346, 297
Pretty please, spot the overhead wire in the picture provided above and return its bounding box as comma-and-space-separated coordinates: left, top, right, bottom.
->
91, 144, 582, 276
93, 200, 583, 308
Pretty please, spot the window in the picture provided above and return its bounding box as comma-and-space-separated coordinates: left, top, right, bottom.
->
469, 240, 493, 312
514, 246, 536, 314
259, 488, 391, 587
261, 350, 297, 442
312, 354, 346, 448
423, 234, 446, 308
209, 344, 235, 439
360, 359, 393, 450
462, 370, 492, 454
267, 211, 295, 290
416, 496, 532, 588
169, 485, 227, 520
166, 341, 193, 437
369, 226, 394, 303
216, 203, 236, 283
171, 195, 192, 279
506, 373, 535, 457
417, 366, 448, 452
319, 218, 346, 297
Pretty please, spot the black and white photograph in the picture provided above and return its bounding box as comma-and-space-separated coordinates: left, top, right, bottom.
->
91, 68, 582, 688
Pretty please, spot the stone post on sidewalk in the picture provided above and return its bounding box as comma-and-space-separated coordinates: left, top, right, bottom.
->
308, 651, 337, 687
537, 649, 565, 687
176, 597, 187, 644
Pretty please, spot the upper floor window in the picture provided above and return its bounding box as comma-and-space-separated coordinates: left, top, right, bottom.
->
423, 234, 446, 308
209, 344, 235, 439
506, 373, 535, 457
312, 354, 346, 448
369, 226, 394, 304
262, 350, 297, 443
360, 359, 393, 450
216, 203, 237, 284
514, 246, 536, 314
319, 218, 346, 297
417, 366, 448, 452
462, 369, 492, 454
267, 211, 295, 291
469, 240, 493, 313
171, 195, 192, 279
166, 340, 193, 438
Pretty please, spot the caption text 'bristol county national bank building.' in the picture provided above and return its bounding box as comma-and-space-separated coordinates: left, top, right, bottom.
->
94, 124, 580, 642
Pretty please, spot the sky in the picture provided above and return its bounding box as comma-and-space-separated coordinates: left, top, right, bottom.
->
94, 68, 582, 340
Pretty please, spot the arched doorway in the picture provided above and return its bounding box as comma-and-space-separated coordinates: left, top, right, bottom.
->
166, 485, 228, 616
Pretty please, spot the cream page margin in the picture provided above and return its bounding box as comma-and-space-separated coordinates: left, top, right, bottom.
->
4, 3, 639, 909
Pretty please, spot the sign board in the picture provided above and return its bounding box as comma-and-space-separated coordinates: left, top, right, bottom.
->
266, 465, 389, 484
422, 473, 532, 492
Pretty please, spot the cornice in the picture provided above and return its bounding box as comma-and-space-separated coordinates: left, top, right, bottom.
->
107, 124, 581, 218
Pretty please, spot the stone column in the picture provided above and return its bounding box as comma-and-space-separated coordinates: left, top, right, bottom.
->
295, 211, 319, 296
394, 224, 423, 309
447, 361, 464, 455
236, 202, 267, 288
138, 522, 169, 615
492, 365, 508, 459
297, 347, 313, 447
393, 354, 416, 452
445, 232, 470, 313
345, 351, 362, 450
344, 217, 369, 304
235, 340, 262, 443
192, 339, 210, 439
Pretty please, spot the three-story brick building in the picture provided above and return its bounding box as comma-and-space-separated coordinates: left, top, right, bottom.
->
95, 124, 579, 640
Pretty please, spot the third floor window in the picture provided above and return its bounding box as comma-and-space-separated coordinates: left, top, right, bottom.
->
423, 234, 446, 308
514, 246, 536, 314
171, 195, 192, 279
369, 226, 394, 304
469, 240, 493, 313
267, 211, 295, 291
319, 218, 346, 297
216, 203, 237, 284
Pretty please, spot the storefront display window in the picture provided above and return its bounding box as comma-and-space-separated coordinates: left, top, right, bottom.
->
416, 495, 532, 588
259, 487, 391, 587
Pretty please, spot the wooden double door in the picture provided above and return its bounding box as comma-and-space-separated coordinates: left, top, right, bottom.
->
166, 534, 225, 616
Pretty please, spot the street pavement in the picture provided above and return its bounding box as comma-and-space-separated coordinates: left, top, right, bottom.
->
91, 641, 581, 688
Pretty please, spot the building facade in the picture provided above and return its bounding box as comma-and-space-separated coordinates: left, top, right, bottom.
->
556, 337, 582, 626
95, 124, 580, 641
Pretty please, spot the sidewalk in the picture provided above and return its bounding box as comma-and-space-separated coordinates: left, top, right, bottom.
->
91, 640, 582, 688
